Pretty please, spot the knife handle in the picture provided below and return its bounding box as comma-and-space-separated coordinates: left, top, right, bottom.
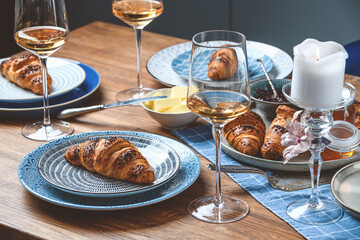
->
56, 105, 105, 119
206, 163, 277, 187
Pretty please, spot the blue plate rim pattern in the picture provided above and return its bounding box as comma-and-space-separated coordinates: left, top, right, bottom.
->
18, 131, 201, 210
37, 134, 181, 197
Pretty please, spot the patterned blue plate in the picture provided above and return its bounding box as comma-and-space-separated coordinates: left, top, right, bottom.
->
171, 49, 273, 81
37, 134, 180, 197
0, 60, 100, 118
18, 131, 201, 210
146, 41, 293, 87
0, 57, 86, 102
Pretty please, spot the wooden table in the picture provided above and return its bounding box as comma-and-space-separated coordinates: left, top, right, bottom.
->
1, 21, 359, 240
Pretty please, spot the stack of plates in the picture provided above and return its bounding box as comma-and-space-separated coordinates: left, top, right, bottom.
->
18, 131, 201, 210
0, 57, 100, 118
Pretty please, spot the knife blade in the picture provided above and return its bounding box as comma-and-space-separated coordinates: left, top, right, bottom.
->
56, 95, 166, 119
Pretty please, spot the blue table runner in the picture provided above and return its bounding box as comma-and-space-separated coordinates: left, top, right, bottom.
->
172, 124, 360, 240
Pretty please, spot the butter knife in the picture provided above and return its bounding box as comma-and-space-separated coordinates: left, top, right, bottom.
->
56, 96, 166, 119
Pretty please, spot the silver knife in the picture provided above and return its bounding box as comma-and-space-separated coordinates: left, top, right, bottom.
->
56, 96, 166, 119
207, 163, 332, 191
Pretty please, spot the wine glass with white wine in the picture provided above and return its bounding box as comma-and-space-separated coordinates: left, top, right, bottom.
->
112, 0, 163, 101
187, 30, 251, 223
14, 0, 73, 141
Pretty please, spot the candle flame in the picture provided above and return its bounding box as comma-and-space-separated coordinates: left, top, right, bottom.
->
316, 46, 320, 61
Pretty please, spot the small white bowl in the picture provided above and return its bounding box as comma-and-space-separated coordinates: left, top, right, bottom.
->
250, 79, 293, 119
141, 88, 199, 130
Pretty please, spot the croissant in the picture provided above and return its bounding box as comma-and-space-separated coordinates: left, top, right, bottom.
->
0, 54, 52, 95
353, 100, 360, 130
260, 105, 297, 160
64, 137, 154, 184
223, 111, 266, 156
208, 47, 238, 81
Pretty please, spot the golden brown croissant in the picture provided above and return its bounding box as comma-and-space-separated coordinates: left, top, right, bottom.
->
0, 54, 52, 95
208, 47, 238, 80
64, 137, 154, 184
260, 105, 297, 160
223, 111, 266, 156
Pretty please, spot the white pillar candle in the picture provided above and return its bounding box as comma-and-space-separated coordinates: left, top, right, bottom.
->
291, 38, 348, 107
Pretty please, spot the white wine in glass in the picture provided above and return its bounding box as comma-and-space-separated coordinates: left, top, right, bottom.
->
188, 91, 250, 123
15, 26, 68, 56
112, 0, 163, 101
187, 30, 251, 223
15, 0, 73, 141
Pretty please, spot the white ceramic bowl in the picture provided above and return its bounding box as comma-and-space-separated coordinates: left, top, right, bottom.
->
141, 88, 199, 130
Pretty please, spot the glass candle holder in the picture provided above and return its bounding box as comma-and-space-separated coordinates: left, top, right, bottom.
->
282, 82, 356, 225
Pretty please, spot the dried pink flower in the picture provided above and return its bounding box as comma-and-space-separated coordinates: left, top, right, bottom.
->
281, 111, 314, 164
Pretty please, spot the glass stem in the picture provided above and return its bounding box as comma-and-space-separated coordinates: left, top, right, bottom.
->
213, 124, 223, 206
134, 28, 143, 93
40, 57, 51, 126
308, 140, 325, 210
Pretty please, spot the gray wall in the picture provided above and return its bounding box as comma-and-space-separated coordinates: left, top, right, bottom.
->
232, 0, 360, 54
2, 0, 360, 57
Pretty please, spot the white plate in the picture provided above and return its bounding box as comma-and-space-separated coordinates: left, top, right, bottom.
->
221, 106, 360, 172
0, 57, 85, 102
37, 134, 180, 197
146, 41, 293, 87
331, 161, 360, 219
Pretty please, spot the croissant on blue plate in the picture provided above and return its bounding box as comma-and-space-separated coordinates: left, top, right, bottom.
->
64, 137, 154, 184
0, 54, 52, 95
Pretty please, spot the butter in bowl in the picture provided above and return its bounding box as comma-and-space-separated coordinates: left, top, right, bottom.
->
141, 87, 199, 130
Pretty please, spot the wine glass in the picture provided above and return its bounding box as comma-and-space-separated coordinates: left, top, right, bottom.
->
112, 0, 164, 101
187, 30, 251, 223
14, 0, 73, 141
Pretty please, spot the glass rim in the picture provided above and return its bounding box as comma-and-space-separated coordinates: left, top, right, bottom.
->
325, 120, 360, 152
191, 30, 246, 49
328, 123, 356, 141
282, 82, 356, 111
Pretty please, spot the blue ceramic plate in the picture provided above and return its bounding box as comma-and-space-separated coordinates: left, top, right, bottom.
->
171, 49, 273, 81
0, 60, 100, 118
0, 57, 86, 102
147, 41, 293, 87
18, 131, 201, 210
37, 134, 180, 197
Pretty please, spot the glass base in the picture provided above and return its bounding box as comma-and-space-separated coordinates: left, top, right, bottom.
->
22, 120, 74, 141
286, 196, 343, 225
115, 87, 154, 102
188, 195, 249, 223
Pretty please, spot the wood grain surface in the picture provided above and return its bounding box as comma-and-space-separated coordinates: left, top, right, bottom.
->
0, 21, 359, 240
